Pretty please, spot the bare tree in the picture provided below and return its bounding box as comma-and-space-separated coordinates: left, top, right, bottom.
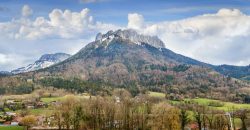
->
236, 109, 249, 130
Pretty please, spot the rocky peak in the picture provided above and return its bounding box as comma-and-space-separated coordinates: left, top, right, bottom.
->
39, 53, 71, 62
95, 29, 166, 49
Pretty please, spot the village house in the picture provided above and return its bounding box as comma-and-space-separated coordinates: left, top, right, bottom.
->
0, 112, 19, 126
6, 99, 15, 104
35, 101, 47, 108
27, 78, 33, 83
5, 112, 16, 116
115, 96, 120, 103
5, 99, 24, 111
50, 101, 61, 107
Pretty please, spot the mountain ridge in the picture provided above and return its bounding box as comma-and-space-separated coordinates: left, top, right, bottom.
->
11, 53, 71, 74
95, 29, 165, 49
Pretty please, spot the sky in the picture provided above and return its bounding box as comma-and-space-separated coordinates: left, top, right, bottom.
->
1, 0, 250, 71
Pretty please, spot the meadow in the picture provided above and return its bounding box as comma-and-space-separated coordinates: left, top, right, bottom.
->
185, 98, 250, 111
148, 91, 250, 111
0, 126, 24, 130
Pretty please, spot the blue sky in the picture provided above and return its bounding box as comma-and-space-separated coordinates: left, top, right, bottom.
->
2, 0, 250, 24
1, 0, 250, 71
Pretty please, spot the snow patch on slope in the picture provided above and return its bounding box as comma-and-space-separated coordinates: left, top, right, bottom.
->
95, 29, 166, 49
11, 53, 71, 74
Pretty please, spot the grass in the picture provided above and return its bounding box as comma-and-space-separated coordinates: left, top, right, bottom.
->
41, 96, 64, 103
29, 108, 54, 115
41, 94, 91, 103
148, 91, 250, 111
0, 126, 24, 130
13, 108, 54, 116
185, 98, 250, 111
148, 91, 165, 98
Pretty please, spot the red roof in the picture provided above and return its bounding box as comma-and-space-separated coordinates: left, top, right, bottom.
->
12, 116, 22, 122
188, 123, 198, 129
3, 121, 11, 125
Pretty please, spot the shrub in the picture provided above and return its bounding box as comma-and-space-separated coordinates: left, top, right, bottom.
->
173, 64, 190, 72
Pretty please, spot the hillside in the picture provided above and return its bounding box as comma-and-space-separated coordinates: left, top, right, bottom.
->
214, 65, 250, 80
0, 71, 12, 77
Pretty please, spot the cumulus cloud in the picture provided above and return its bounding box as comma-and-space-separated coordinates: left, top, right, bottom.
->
128, 13, 144, 30
22, 5, 33, 17
130, 8, 250, 65
0, 5, 119, 40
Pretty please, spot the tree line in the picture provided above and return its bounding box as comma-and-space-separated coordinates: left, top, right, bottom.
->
30, 89, 249, 130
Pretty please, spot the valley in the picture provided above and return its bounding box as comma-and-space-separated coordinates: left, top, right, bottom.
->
0, 89, 250, 130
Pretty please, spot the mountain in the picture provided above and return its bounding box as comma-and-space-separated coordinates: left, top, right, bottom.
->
38, 29, 208, 77
40, 29, 211, 75
11, 53, 71, 74
1, 29, 249, 101
31, 29, 236, 80
18, 29, 246, 100
0, 71, 12, 77
214, 65, 250, 81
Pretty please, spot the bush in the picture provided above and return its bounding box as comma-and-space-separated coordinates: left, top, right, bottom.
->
173, 64, 190, 72
13, 84, 34, 94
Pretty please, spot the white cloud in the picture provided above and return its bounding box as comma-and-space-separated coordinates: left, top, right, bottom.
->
128, 13, 144, 30
0, 5, 119, 40
0, 54, 10, 64
22, 5, 33, 17
130, 8, 250, 66
0, 53, 29, 70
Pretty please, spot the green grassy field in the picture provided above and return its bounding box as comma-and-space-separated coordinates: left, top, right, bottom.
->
0, 126, 24, 130
185, 98, 250, 111
148, 91, 165, 98
41, 96, 64, 103
148, 91, 250, 111
13, 108, 54, 116
41, 94, 91, 103
30, 108, 54, 115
